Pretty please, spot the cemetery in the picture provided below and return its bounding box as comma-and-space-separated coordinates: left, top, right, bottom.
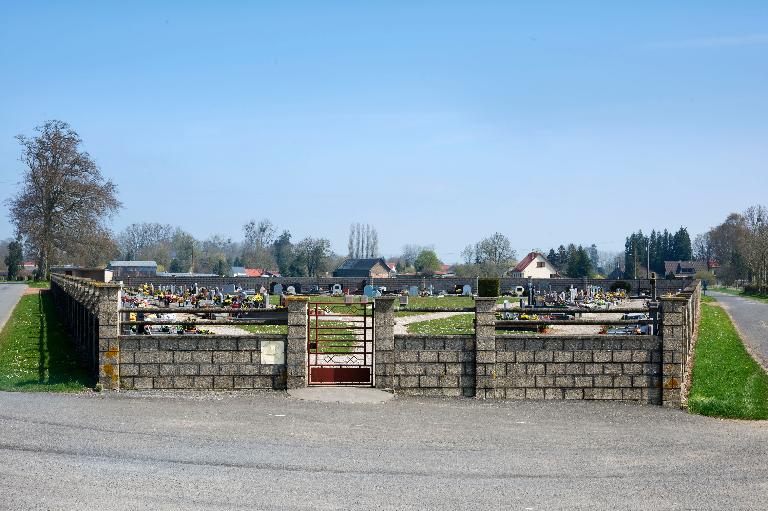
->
50, 271, 700, 408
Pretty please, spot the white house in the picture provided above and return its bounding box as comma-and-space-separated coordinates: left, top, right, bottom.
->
509, 252, 560, 278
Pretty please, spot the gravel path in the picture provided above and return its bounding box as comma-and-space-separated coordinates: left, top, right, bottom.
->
708, 291, 768, 370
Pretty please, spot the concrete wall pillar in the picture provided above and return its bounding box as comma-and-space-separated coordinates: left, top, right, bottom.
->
660, 297, 686, 408
374, 297, 396, 391
96, 284, 122, 390
474, 297, 499, 399
286, 298, 309, 389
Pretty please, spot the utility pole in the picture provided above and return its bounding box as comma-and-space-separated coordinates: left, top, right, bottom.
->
633, 238, 637, 280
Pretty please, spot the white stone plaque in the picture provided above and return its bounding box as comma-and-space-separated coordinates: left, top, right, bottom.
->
260, 340, 285, 365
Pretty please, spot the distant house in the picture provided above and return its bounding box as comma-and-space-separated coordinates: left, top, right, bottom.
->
664, 260, 710, 279
606, 265, 625, 280
108, 260, 157, 279
230, 266, 247, 277
333, 258, 392, 278
434, 264, 456, 278
508, 252, 560, 279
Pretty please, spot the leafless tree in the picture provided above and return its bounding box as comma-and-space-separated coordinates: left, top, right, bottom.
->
743, 205, 768, 290
7, 120, 120, 277
242, 219, 277, 269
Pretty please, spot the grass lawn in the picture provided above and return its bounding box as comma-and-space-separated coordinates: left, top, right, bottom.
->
241, 319, 358, 354
688, 301, 768, 420
0, 290, 92, 391
240, 324, 288, 335
407, 313, 475, 335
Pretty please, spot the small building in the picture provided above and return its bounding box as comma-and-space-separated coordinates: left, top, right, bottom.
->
508, 252, 560, 279
51, 266, 114, 282
108, 260, 157, 279
333, 258, 392, 278
230, 266, 247, 277
434, 264, 456, 278
663, 260, 709, 279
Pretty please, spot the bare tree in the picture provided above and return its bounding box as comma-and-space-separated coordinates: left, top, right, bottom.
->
743, 205, 768, 290
242, 219, 277, 269
118, 223, 174, 261
7, 120, 120, 277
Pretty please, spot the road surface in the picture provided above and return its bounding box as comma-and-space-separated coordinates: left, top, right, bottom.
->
0, 391, 765, 510
0, 283, 27, 332
709, 291, 768, 370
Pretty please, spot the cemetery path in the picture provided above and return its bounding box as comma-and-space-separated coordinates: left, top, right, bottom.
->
0, 283, 27, 333
394, 311, 470, 335
0, 391, 766, 510
708, 291, 768, 370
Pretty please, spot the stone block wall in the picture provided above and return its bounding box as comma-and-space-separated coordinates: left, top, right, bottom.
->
375, 283, 701, 407
492, 335, 661, 402
388, 335, 476, 397
118, 334, 287, 390
385, 334, 661, 403
52, 274, 306, 392
51, 274, 121, 389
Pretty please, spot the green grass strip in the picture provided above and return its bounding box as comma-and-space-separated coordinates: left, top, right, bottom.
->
0, 291, 91, 391
407, 313, 475, 335
688, 302, 768, 420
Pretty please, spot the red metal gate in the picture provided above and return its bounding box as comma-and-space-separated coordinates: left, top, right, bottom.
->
307, 301, 374, 386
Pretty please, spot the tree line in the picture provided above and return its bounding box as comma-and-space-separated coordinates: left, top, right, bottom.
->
622, 227, 692, 279
695, 206, 768, 291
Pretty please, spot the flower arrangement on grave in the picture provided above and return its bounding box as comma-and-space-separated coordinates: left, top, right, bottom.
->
180, 320, 196, 332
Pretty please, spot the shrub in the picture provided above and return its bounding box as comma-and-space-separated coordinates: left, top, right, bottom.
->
478, 278, 499, 297
609, 280, 631, 293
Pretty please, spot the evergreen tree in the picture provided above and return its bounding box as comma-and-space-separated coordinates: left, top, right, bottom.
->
4, 240, 23, 280
672, 227, 692, 261
567, 246, 593, 278
547, 248, 558, 268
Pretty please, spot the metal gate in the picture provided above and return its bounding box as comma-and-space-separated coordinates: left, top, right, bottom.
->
307, 301, 374, 386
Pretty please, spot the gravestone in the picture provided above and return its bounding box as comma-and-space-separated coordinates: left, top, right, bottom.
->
331, 283, 343, 295
408, 285, 419, 297
273, 283, 284, 295
363, 285, 377, 298
286, 285, 296, 295
223, 284, 236, 294
569, 286, 577, 303
399, 295, 409, 306
462, 284, 472, 296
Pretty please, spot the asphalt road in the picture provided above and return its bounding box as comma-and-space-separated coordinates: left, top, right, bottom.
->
0, 283, 27, 332
709, 291, 768, 370
0, 391, 765, 510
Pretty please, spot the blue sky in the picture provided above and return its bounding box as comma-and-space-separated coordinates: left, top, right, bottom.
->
1, 1, 766, 262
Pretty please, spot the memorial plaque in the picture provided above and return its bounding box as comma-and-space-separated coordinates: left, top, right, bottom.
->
260, 340, 285, 365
